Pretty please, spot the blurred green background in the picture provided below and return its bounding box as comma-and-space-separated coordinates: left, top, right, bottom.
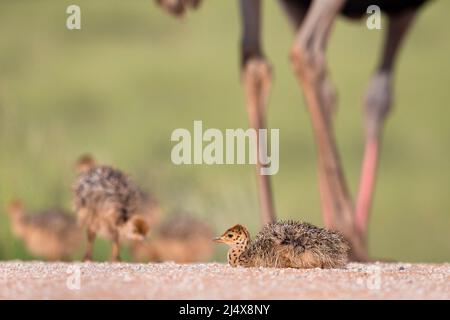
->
0, 0, 449, 262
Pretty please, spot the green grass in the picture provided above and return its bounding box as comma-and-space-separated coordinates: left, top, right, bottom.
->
0, 0, 449, 262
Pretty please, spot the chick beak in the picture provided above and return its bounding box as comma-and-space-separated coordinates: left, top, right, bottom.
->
213, 237, 224, 243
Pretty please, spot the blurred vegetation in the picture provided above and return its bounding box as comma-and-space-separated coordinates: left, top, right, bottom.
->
0, 0, 449, 262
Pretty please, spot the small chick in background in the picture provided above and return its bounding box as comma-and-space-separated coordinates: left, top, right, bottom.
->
73, 155, 157, 261
131, 214, 213, 263
6, 200, 82, 261
214, 221, 349, 269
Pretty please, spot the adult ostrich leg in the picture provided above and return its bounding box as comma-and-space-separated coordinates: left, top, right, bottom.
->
240, 0, 276, 225
289, 0, 368, 261
356, 9, 419, 242
288, 0, 422, 260
156, 0, 277, 225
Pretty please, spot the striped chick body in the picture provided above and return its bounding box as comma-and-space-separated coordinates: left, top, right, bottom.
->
215, 221, 349, 269
242, 221, 349, 268
73, 165, 149, 242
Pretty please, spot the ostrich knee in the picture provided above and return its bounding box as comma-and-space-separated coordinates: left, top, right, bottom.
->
290, 43, 326, 85
364, 71, 393, 140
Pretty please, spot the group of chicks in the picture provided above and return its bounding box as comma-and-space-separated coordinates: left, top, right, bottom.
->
6, 155, 214, 263
6, 154, 350, 269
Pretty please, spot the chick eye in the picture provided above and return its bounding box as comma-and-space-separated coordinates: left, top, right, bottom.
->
227, 234, 233, 238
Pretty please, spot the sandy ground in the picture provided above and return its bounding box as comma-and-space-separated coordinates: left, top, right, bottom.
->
0, 262, 449, 299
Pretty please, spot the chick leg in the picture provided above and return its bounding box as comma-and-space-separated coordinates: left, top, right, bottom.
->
356, 10, 418, 239
110, 232, 121, 262
83, 229, 96, 262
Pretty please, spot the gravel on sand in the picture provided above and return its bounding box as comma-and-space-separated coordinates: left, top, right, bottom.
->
0, 262, 448, 299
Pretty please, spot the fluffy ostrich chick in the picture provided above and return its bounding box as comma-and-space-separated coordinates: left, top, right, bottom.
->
6, 200, 82, 261
214, 221, 349, 269
131, 214, 213, 263
73, 155, 154, 261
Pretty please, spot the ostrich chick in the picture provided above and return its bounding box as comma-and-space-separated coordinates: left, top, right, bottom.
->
131, 214, 213, 263
73, 155, 151, 261
214, 221, 349, 269
6, 200, 82, 261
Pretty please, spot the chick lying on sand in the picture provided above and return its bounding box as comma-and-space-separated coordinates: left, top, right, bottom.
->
7, 200, 82, 261
131, 213, 213, 263
214, 221, 349, 268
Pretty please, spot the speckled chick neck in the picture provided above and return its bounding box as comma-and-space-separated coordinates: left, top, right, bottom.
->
227, 233, 250, 267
